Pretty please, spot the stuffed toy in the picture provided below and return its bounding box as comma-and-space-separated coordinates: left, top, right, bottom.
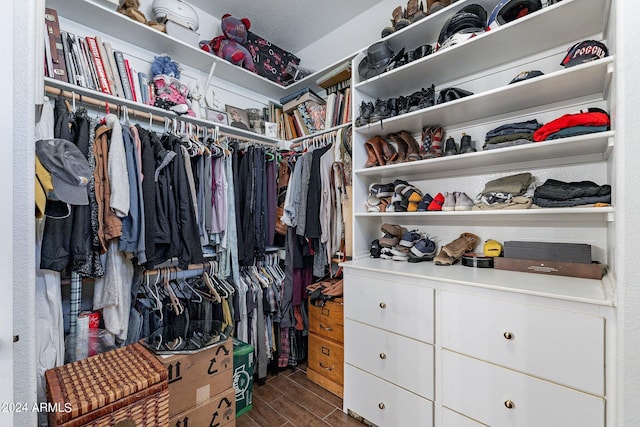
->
150, 55, 194, 116
199, 14, 256, 73
151, 54, 181, 79
117, 0, 166, 32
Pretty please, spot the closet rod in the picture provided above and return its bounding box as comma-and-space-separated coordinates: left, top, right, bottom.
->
143, 264, 209, 282
44, 81, 281, 146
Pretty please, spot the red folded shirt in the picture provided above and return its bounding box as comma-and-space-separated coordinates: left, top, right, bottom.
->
534, 110, 610, 141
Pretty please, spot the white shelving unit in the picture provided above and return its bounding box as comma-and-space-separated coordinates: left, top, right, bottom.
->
343, 0, 617, 425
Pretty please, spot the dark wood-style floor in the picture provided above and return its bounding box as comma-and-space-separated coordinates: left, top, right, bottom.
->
237, 363, 366, 427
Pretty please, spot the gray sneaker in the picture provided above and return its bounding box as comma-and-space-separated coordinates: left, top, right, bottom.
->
454, 191, 474, 211
442, 192, 456, 211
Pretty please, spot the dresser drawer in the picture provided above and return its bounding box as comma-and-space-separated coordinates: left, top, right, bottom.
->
344, 364, 433, 427
308, 333, 344, 386
344, 273, 434, 343
440, 291, 604, 395
345, 320, 434, 400
442, 350, 604, 427
442, 408, 487, 427
308, 298, 343, 343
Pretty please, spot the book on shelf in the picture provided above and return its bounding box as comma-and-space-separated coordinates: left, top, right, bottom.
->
130, 66, 143, 104
60, 31, 79, 87
95, 36, 116, 96
43, 23, 54, 81
86, 36, 112, 95
102, 41, 124, 98
292, 109, 309, 137
113, 50, 134, 101
324, 92, 336, 130
138, 72, 150, 105
316, 61, 351, 90
44, 8, 69, 83
281, 87, 325, 112
341, 87, 352, 124
68, 33, 91, 89
325, 79, 350, 95
124, 58, 137, 102
79, 37, 99, 91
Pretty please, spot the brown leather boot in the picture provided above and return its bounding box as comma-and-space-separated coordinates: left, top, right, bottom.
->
398, 130, 422, 161
443, 232, 480, 259
374, 135, 398, 163
387, 133, 408, 163
365, 137, 387, 167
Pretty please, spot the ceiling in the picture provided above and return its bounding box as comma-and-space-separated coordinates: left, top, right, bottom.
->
187, 0, 386, 54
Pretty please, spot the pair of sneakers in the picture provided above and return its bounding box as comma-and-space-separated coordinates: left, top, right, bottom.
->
367, 182, 395, 212
388, 180, 423, 212
442, 191, 474, 211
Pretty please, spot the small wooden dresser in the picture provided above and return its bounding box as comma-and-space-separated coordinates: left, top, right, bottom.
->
307, 297, 344, 398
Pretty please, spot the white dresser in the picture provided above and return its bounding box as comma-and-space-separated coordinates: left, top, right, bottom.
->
342, 259, 615, 427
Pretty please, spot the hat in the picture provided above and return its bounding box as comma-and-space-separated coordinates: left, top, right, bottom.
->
35, 138, 91, 206
487, 0, 542, 30
509, 70, 544, 84
438, 4, 487, 46
35, 156, 71, 219
560, 40, 608, 68
358, 40, 397, 80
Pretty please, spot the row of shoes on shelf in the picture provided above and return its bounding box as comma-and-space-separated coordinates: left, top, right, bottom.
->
355, 85, 473, 127
371, 222, 480, 265
367, 181, 475, 212
363, 127, 477, 168
381, 0, 458, 38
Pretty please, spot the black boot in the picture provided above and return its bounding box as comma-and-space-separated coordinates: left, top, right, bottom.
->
443, 136, 459, 156
387, 97, 398, 117
356, 101, 374, 127
369, 98, 392, 123
459, 133, 477, 154
397, 95, 410, 115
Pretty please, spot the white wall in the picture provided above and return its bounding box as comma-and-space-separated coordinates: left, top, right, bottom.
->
10, 0, 38, 426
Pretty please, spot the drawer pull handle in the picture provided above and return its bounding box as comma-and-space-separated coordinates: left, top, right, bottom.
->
379, 302, 387, 309
379, 353, 386, 360
320, 324, 333, 331
503, 332, 514, 340
378, 402, 385, 410
504, 400, 515, 409
319, 362, 333, 371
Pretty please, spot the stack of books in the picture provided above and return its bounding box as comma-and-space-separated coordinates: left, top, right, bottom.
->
316, 62, 352, 129
44, 7, 153, 105
278, 88, 328, 140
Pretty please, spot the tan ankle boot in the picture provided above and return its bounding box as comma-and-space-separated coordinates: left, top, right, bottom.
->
442, 232, 480, 259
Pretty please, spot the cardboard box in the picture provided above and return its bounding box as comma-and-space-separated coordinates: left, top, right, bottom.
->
169, 387, 236, 427
504, 241, 592, 264
494, 257, 605, 279
233, 339, 255, 417
157, 337, 233, 417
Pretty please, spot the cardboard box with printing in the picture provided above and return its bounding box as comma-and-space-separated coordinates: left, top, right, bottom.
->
169, 387, 236, 427
503, 241, 592, 264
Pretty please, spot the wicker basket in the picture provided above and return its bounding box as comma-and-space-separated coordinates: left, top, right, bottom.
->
46, 342, 169, 427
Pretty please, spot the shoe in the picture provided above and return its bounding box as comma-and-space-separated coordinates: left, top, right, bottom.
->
387, 97, 398, 117
422, 126, 444, 159
406, 0, 427, 22
427, 0, 451, 15
409, 236, 437, 260
391, 245, 411, 257
399, 230, 422, 247
427, 192, 445, 211
392, 253, 410, 261
444, 136, 459, 156
370, 98, 392, 123
442, 192, 456, 211
398, 130, 422, 162
364, 136, 388, 167
367, 197, 390, 212
379, 235, 400, 248
459, 133, 477, 154
380, 247, 394, 259
394, 179, 423, 202
386, 133, 409, 163
454, 191, 474, 211
417, 193, 434, 211
397, 95, 410, 115
356, 101, 374, 127
370, 182, 395, 198
417, 85, 436, 110
413, 44, 433, 60
443, 232, 480, 259
381, 223, 406, 240
434, 247, 456, 265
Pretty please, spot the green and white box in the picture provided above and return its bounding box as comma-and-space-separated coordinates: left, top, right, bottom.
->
233, 338, 255, 417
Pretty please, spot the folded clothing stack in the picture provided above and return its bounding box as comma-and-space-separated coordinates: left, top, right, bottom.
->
533, 108, 610, 141
474, 172, 535, 210
483, 119, 541, 150
533, 179, 611, 207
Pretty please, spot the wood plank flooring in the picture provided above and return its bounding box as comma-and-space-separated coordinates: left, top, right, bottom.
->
237, 363, 366, 427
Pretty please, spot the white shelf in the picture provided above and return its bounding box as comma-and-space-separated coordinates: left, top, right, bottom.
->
354, 131, 614, 180
46, 0, 354, 100
341, 258, 614, 306
355, 0, 610, 99
44, 77, 281, 144
354, 57, 613, 137
355, 207, 614, 222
